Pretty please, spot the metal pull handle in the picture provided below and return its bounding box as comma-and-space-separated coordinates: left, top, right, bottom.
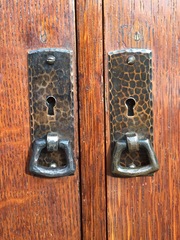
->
28, 48, 76, 178
29, 133, 75, 178
112, 132, 159, 177
108, 48, 160, 177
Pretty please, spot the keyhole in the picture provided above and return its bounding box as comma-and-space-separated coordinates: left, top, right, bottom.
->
46, 96, 56, 116
125, 98, 136, 116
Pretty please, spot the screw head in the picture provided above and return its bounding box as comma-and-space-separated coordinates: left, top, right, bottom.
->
50, 163, 57, 168
47, 55, 56, 65
127, 55, 135, 65
129, 163, 136, 169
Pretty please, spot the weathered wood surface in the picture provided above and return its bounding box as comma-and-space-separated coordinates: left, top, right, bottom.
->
0, 1, 81, 239
104, 0, 180, 239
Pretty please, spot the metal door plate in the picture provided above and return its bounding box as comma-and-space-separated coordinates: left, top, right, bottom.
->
28, 48, 74, 167
109, 49, 153, 167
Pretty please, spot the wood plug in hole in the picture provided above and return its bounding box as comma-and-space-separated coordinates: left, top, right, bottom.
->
125, 98, 136, 117
46, 96, 56, 116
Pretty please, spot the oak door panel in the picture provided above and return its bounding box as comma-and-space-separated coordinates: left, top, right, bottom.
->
76, 0, 107, 239
0, 1, 81, 239
104, 0, 180, 239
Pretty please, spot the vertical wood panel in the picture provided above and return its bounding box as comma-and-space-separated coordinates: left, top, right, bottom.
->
0, 1, 81, 239
104, 0, 180, 239
76, 0, 107, 239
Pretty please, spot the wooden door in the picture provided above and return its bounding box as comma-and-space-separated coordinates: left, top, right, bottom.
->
76, 0, 179, 239
76, 0, 107, 239
0, 0, 179, 239
104, 0, 180, 239
0, 1, 81, 239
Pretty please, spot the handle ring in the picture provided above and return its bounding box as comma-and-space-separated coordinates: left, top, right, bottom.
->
29, 135, 75, 178
112, 136, 159, 177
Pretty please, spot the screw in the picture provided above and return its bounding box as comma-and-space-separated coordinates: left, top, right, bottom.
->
127, 55, 135, 65
129, 163, 136, 169
50, 163, 57, 168
47, 55, 56, 65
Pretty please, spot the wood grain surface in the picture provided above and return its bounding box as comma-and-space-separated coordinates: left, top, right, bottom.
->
76, 0, 107, 239
0, 1, 81, 239
104, 0, 180, 239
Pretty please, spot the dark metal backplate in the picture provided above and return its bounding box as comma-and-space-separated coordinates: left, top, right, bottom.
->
109, 49, 153, 167
28, 48, 74, 167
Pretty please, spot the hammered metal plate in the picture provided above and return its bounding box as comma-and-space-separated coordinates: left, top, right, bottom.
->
109, 49, 153, 167
28, 48, 74, 167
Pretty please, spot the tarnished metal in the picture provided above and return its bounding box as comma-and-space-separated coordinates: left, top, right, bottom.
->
109, 48, 159, 176
126, 132, 139, 152
112, 137, 159, 177
47, 132, 59, 152
46, 55, 56, 65
28, 48, 75, 177
127, 55, 136, 65
50, 163, 57, 168
29, 136, 75, 178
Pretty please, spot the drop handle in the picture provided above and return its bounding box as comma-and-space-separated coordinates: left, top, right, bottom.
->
112, 132, 159, 177
109, 48, 159, 177
28, 49, 76, 178
29, 132, 75, 178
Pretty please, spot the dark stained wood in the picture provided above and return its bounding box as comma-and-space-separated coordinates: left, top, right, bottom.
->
104, 0, 180, 239
76, 1, 107, 239
0, 1, 81, 239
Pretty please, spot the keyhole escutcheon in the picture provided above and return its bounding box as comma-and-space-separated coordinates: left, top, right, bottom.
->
125, 98, 136, 117
46, 96, 56, 116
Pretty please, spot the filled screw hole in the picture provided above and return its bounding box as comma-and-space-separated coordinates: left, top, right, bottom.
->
125, 98, 136, 116
46, 96, 56, 116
